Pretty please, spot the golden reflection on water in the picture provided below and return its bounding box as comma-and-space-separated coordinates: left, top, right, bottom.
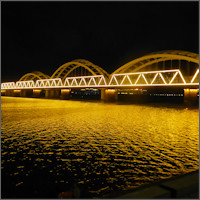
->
1, 96, 199, 197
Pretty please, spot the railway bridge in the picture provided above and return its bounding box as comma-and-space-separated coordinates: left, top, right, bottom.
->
1, 51, 199, 103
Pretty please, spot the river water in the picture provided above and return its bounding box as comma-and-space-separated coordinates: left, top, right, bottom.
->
1, 96, 199, 198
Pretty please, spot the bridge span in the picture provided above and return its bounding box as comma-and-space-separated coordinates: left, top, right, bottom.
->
1, 51, 199, 103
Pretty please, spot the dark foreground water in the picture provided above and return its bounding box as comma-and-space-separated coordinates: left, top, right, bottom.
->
1, 97, 199, 198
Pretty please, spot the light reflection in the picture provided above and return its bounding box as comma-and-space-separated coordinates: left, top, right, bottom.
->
1, 97, 199, 198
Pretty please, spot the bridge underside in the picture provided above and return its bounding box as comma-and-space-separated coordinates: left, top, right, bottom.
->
1, 87, 198, 105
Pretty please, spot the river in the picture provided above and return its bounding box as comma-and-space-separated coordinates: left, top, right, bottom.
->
1, 96, 199, 198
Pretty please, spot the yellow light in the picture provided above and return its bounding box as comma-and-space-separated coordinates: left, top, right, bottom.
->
142, 74, 149, 84
61, 89, 71, 93
113, 69, 180, 76
1, 69, 199, 90
159, 73, 167, 84
134, 74, 141, 85
178, 71, 186, 84
33, 89, 42, 93
191, 69, 199, 83
106, 89, 116, 93
151, 73, 158, 84
169, 71, 178, 84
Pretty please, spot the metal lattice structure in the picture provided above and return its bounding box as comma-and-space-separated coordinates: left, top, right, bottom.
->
51, 59, 109, 80
19, 71, 50, 81
111, 50, 199, 75
109, 69, 199, 87
1, 51, 199, 90
1, 69, 199, 90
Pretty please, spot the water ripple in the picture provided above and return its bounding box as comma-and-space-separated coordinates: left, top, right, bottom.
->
1, 97, 199, 198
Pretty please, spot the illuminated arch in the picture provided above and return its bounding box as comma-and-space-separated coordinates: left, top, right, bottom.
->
19, 71, 50, 81
51, 59, 109, 80
111, 50, 199, 75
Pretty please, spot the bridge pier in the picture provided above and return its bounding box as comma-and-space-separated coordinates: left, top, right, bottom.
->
60, 89, 71, 100
13, 90, 21, 97
20, 89, 33, 97
45, 89, 61, 99
1, 90, 6, 96
184, 89, 199, 105
4, 90, 14, 96
101, 89, 118, 102
2, 89, 20, 97
32, 89, 42, 98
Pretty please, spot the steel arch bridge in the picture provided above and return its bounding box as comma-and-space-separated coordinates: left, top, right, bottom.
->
51, 59, 109, 80
111, 50, 199, 75
19, 71, 50, 81
1, 50, 199, 90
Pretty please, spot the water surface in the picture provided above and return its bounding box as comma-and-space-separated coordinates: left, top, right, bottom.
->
1, 97, 199, 198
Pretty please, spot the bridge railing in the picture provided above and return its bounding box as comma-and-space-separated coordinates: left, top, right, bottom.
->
1, 69, 199, 90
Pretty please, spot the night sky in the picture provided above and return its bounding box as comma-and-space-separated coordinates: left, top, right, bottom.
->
1, 1, 199, 82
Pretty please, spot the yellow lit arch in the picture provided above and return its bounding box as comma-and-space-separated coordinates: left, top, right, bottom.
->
111, 50, 199, 75
51, 59, 109, 80
19, 71, 50, 81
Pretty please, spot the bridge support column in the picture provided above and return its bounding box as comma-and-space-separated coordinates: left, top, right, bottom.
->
13, 90, 21, 97
32, 89, 42, 98
1, 90, 6, 96
184, 89, 199, 105
101, 89, 118, 102
20, 89, 33, 97
45, 89, 61, 99
60, 89, 71, 100
4, 90, 14, 96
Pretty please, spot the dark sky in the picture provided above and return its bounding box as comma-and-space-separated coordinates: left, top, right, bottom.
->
1, 1, 199, 82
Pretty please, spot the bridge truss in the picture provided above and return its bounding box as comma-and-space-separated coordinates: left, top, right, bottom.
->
1, 69, 199, 90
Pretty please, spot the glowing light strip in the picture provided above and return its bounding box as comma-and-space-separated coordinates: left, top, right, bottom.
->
1, 70, 199, 90
134, 74, 141, 85
127, 75, 133, 85
64, 75, 106, 87
64, 79, 70, 86
35, 78, 63, 88
112, 70, 187, 86
92, 77, 97, 86
88, 77, 94, 86
1, 82, 15, 89
114, 69, 180, 76
97, 77, 102, 86
151, 73, 158, 84
142, 74, 149, 85
71, 78, 77, 86
169, 71, 178, 84
120, 75, 127, 85
79, 78, 86, 86
105, 83, 199, 87
114, 76, 119, 85
94, 77, 98, 86
1, 83, 199, 90
191, 69, 199, 83
108, 76, 114, 85
178, 71, 186, 84
159, 73, 167, 84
